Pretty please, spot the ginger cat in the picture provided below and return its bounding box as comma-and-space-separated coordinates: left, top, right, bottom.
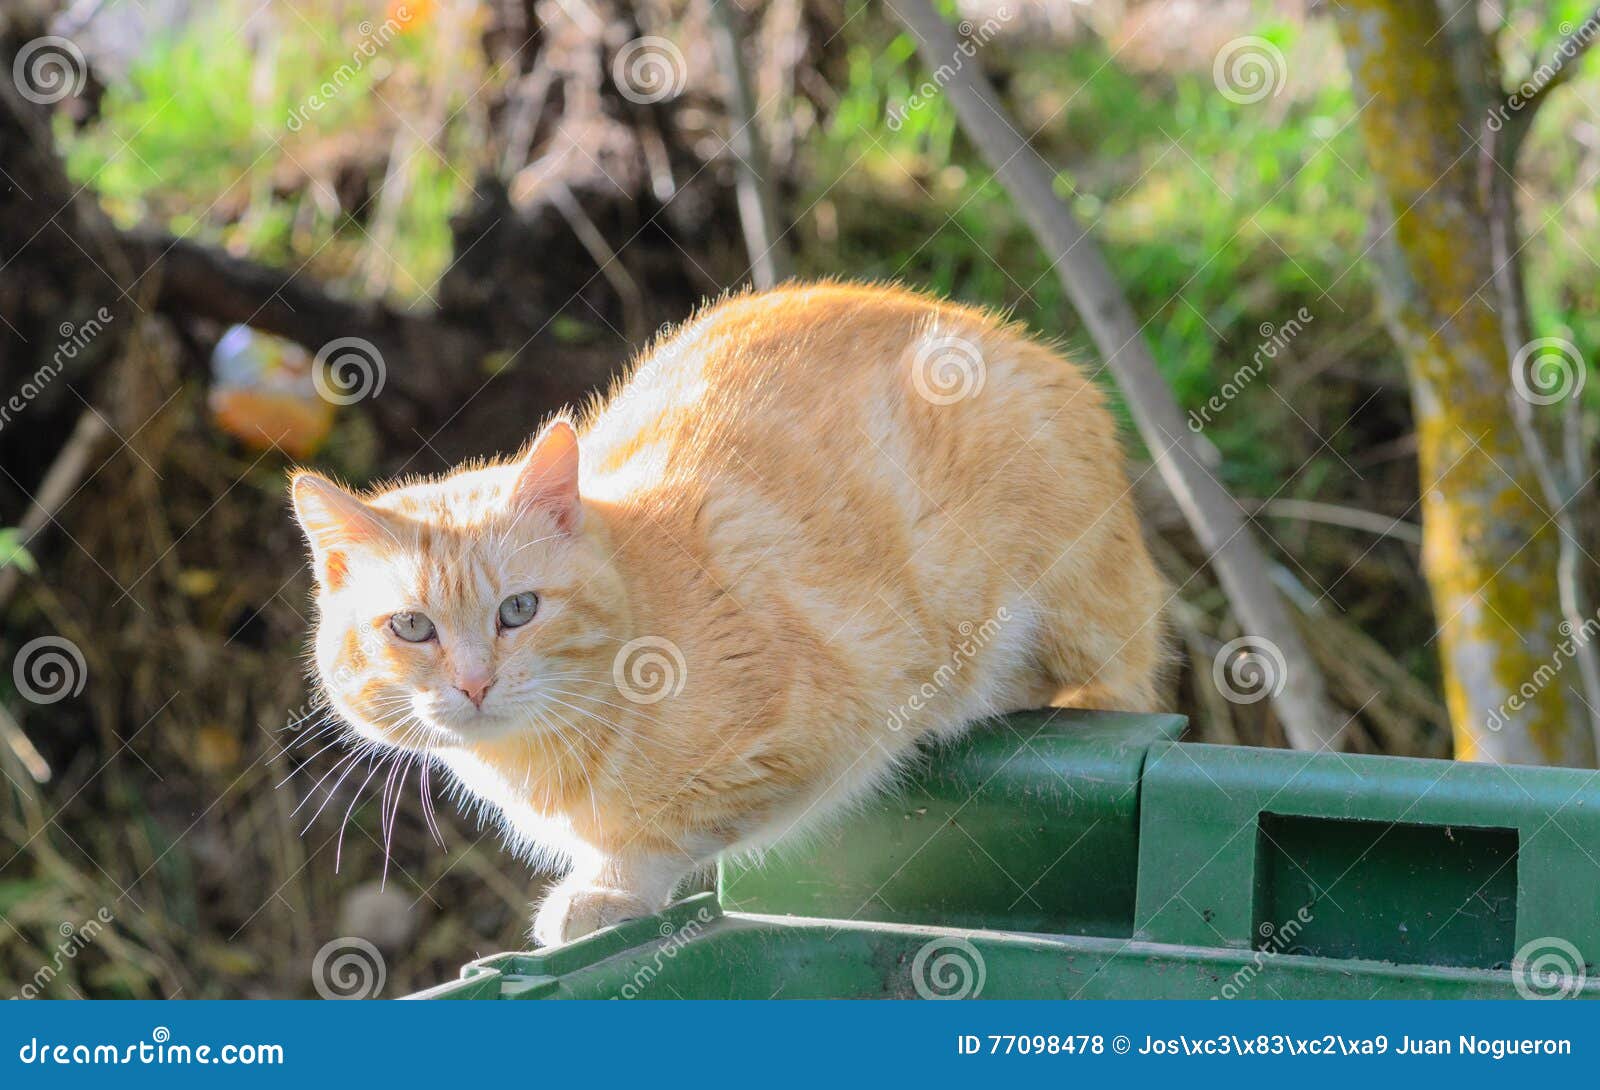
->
291, 283, 1165, 945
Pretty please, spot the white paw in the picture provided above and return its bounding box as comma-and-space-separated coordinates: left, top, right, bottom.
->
532, 884, 652, 947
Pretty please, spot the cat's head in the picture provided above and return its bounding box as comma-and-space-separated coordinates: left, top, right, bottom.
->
291, 420, 625, 752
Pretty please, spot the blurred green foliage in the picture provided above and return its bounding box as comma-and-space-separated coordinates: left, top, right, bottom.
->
66, 5, 478, 297
803, 13, 1372, 498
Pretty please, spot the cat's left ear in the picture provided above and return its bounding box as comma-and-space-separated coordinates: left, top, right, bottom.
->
509, 419, 581, 531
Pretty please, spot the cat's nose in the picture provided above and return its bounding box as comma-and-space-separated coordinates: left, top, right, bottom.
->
453, 672, 494, 709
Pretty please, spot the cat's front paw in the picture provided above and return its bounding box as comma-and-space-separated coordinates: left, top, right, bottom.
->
532, 884, 653, 947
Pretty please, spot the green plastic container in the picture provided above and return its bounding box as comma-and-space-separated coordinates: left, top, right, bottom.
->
409, 710, 1600, 999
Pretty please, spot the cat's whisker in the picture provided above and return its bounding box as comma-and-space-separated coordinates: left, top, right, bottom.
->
301, 744, 375, 833
529, 707, 594, 821
280, 696, 417, 800
333, 747, 395, 868
526, 709, 574, 804
282, 705, 336, 736
285, 715, 344, 748
381, 753, 416, 888
380, 754, 403, 843
385, 727, 426, 831
278, 725, 342, 764
275, 729, 360, 791
542, 684, 643, 719
563, 632, 639, 645
537, 701, 624, 813
419, 762, 446, 848
542, 688, 702, 759
539, 692, 618, 729
286, 739, 369, 814
507, 532, 566, 558
537, 695, 638, 780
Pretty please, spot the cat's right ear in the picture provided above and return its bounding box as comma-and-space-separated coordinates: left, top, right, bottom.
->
291, 473, 389, 589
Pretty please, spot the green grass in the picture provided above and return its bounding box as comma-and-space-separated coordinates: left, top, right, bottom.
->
64, 4, 477, 297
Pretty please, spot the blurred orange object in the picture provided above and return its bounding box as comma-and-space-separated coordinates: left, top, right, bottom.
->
208, 326, 336, 460
388, 0, 434, 32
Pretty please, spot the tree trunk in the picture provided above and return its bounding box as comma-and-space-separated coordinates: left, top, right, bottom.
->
1333, 0, 1595, 765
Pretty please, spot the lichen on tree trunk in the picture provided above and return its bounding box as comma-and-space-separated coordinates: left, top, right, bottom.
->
1333, 0, 1594, 765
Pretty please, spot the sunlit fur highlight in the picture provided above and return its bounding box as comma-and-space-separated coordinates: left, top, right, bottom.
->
292, 282, 1166, 944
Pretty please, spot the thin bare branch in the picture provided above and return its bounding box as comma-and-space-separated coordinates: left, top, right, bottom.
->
889, 0, 1343, 750
1497, 5, 1600, 147
708, 0, 791, 289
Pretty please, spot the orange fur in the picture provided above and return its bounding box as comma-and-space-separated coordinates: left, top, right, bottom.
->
291, 283, 1166, 944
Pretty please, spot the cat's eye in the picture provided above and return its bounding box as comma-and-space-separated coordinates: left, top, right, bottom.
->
498, 592, 539, 629
389, 611, 436, 643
